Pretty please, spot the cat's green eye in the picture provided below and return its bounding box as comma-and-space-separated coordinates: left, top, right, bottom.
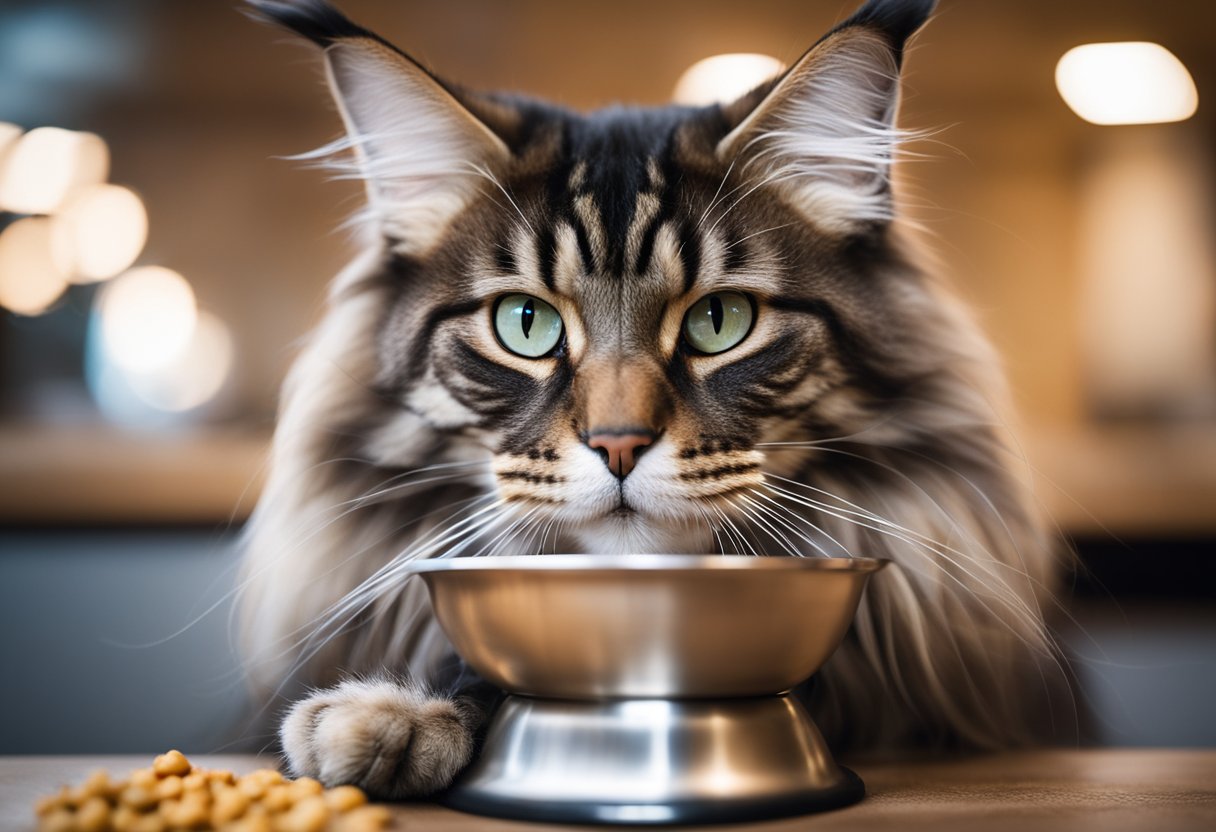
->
493, 294, 564, 358
683, 291, 755, 355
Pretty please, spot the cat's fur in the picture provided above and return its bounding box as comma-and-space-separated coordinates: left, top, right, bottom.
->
242, 0, 1067, 798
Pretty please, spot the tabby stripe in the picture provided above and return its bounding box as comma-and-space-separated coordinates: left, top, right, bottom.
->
633, 213, 669, 276
396, 298, 484, 389
633, 141, 685, 277
500, 360, 574, 450
446, 341, 533, 421
678, 218, 702, 294
766, 296, 906, 399
498, 471, 564, 484
536, 225, 558, 291
570, 214, 597, 275
679, 462, 760, 481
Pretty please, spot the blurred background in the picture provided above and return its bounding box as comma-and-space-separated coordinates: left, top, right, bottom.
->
1, 0, 1213, 754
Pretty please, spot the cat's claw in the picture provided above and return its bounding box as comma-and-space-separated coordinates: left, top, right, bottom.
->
280, 677, 480, 798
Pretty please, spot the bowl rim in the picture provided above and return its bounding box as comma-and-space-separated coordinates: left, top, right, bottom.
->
408, 554, 889, 574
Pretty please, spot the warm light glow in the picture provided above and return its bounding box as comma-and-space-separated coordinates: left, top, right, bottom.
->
0, 217, 69, 316
51, 184, 148, 282
0, 127, 109, 215
0, 123, 22, 158
673, 54, 785, 106
99, 266, 197, 374
1079, 132, 1216, 415
127, 310, 234, 412
1056, 42, 1198, 126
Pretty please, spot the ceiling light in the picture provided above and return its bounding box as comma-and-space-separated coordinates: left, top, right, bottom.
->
0, 126, 109, 214
1056, 42, 1198, 126
0, 216, 69, 315
673, 54, 785, 107
51, 184, 148, 282
98, 266, 197, 374
126, 310, 235, 413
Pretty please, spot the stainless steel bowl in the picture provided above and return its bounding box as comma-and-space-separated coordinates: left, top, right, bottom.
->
411, 554, 888, 825
411, 554, 887, 699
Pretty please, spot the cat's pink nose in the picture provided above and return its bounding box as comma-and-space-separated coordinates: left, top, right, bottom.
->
587, 431, 656, 479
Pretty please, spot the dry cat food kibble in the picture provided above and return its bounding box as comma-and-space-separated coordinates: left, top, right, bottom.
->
34, 751, 393, 831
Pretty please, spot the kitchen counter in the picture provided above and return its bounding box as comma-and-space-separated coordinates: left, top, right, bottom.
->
2, 750, 1214, 831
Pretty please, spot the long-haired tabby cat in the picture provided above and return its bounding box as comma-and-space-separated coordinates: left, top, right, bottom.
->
242, 0, 1066, 798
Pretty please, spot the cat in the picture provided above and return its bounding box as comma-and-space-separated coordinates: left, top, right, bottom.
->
241, 0, 1068, 799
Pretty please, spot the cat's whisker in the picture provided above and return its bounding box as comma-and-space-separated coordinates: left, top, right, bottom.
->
468, 504, 546, 559
283, 500, 509, 658
535, 520, 553, 555
735, 491, 834, 558
728, 495, 800, 556
688, 502, 726, 555
719, 222, 796, 253
345, 468, 485, 510
761, 483, 1055, 657
702, 502, 740, 554
764, 473, 965, 553
703, 165, 795, 240
291, 498, 509, 649
767, 453, 1052, 604
707, 503, 743, 555
494, 510, 544, 559
764, 480, 1008, 591
210, 492, 500, 691
530, 518, 553, 556
695, 156, 737, 232
124, 468, 488, 654
766, 459, 992, 556
252, 498, 511, 716
709, 502, 761, 556
855, 441, 1046, 607
726, 495, 804, 557
296, 512, 512, 655
746, 489, 853, 557
463, 161, 536, 237
247, 463, 490, 582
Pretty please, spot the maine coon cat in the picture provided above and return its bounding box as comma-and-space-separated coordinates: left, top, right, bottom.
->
242, 0, 1066, 798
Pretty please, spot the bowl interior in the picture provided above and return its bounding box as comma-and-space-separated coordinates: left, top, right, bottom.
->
412, 555, 886, 700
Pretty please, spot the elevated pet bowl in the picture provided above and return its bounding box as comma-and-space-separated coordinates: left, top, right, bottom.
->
411, 554, 886, 824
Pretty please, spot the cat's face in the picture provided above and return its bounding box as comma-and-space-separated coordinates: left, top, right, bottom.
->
256, 0, 934, 554
376, 115, 897, 553
247, 3, 1064, 752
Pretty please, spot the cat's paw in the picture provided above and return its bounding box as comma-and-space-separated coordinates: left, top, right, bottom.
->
280, 677, 480, 798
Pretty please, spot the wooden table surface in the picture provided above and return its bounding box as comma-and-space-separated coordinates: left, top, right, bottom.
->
2, 750, 1214, 832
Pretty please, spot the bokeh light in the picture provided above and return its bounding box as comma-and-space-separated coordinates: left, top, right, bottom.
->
127, 311, 235, 412
0, 123, 22, 158
1056, 43, 1198, 126
0, 127, 109, 215
51, 184, 148, 282
673, 54, 785, 106
98, 266, 198, 374
0, 217, 69, 316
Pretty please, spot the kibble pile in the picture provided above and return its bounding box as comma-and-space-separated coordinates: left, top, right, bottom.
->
34, 751, 392, 832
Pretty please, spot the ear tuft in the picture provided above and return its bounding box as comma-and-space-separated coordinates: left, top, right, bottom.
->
245, 0, 371, 48
827, 0, 937, 65
713, 0, 936, 234
249, 0, 514, 253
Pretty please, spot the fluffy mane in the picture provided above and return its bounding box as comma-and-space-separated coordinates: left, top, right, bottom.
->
239, 0, 1070, 758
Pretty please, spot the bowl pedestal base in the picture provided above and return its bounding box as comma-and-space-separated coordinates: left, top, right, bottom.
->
439, 693, 864, 825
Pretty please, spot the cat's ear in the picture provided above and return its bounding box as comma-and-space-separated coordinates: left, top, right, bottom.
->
716, 0, 936, 234
248, 0, 511, 251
